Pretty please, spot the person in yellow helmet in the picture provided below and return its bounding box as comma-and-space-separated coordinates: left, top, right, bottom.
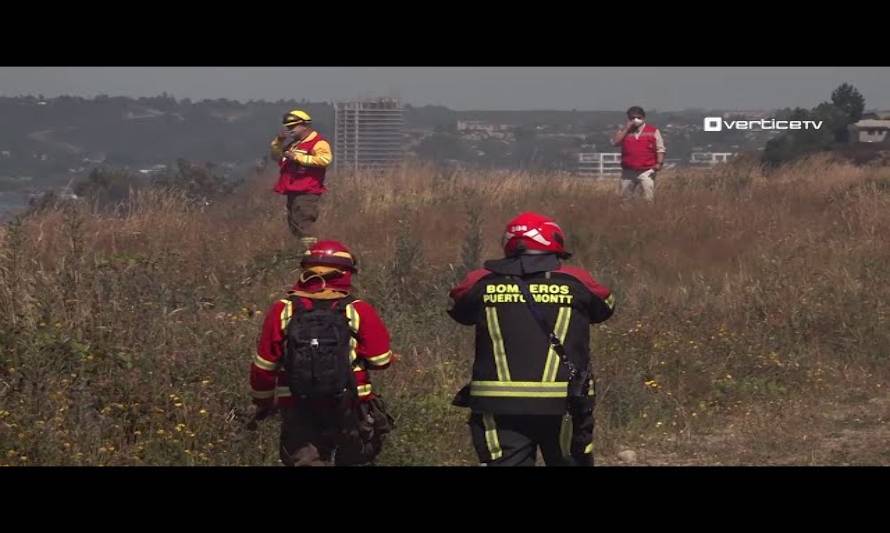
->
270, 109, 334, 250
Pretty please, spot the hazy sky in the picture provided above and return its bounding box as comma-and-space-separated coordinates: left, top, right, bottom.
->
1, 67, 889, 111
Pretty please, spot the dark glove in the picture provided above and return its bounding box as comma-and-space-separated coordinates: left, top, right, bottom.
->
451, 384, 472, 408
246, 405, 275, 431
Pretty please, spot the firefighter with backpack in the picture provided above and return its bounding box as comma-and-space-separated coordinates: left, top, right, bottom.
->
448, 212, 616, 466
249, 240, 395, 466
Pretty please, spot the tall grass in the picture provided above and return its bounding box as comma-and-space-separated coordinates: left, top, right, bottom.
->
3, 155, 890, 465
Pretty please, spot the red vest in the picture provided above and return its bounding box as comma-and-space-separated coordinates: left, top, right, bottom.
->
274, 132, 328, 195
620, 124, 659, 171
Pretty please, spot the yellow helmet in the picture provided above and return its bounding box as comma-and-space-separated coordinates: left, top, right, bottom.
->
282, 109, 312, 127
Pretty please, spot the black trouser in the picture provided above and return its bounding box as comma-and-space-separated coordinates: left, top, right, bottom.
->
279, 397, 393, 467
279, 403, 366, 467
468, 412, 594, 467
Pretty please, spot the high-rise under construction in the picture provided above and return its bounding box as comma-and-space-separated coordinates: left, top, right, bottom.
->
333, 98, 404, 173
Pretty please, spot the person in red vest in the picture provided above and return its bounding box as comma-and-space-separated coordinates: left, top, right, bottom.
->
270, 109, 333, 250
611, 106, 666, 202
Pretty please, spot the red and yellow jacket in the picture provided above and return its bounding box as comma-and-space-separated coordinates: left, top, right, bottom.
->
250, 282, 392, 408
271, 131, 333, 195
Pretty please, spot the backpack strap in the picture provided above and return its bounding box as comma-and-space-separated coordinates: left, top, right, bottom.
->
287, 294, 308, 316
508, 274, 578, 381
333, 295, 361, 348
288, 294, 305, 308
509, 274, 593, 411
332, 294, 358, 310
284, 294, 356, 325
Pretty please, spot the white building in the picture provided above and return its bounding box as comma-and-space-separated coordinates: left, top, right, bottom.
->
334, 98, 404, 173
848, 119, 890, 144
456, 120, 509, 134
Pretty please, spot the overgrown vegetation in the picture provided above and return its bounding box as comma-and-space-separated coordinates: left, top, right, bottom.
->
3, 157, 890, 465
763, 83, 872, 166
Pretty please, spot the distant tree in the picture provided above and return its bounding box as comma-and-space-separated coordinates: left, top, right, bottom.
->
74, 167, 145, 207
415, 133, 472, 162
831, 83, 865, 123
763, 108, 818, 166
812, 101, 854, 144
762, 84, 868, 167
153, 158, 242, 202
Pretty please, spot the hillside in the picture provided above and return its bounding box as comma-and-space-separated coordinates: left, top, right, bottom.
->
0, 95, 777, 193
3, 157, 890, 465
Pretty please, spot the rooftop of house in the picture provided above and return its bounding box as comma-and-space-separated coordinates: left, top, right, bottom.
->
851, 119, 890, 129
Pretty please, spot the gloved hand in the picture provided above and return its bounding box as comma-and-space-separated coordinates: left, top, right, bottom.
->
246, 404, 275, 431
451, 384, 472, 408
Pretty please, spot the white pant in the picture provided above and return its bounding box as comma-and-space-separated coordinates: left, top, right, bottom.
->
619, 168, 656, 202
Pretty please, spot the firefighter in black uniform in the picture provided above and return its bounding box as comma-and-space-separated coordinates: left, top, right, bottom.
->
448, 211, 615, 466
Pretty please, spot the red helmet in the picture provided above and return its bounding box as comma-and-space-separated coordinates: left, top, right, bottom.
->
502, 212, 569, 258
301, 240, 358, 272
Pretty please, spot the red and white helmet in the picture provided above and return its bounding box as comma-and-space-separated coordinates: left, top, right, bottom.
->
301, 240, 358, 272
502, 212, 569, 258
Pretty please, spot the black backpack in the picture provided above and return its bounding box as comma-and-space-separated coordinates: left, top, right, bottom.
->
282, 295, 358, 400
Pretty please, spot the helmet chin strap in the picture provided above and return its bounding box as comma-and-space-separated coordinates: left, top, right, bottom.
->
299, 271, 327, 290
299, 268, 346, 290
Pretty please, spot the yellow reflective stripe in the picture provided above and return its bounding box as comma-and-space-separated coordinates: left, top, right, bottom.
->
543, 306, 572, 382
346, 302, 360, 364
366, 350, 392, 366
584, 443, 593, 454
279, 299, 293, 332
357, 384, 372, 396
250, 388, 275, 399
253, 353, 278, 371
275, 386, 291, 398
485, 307, 511, 381
604, 293, 615, 310
470, 390, 568, 398
471, 381, 568, 389
560, 415, 572, 458
470, 380, 568, 398
482, 414, 503, 461
346, 302, 360, 333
